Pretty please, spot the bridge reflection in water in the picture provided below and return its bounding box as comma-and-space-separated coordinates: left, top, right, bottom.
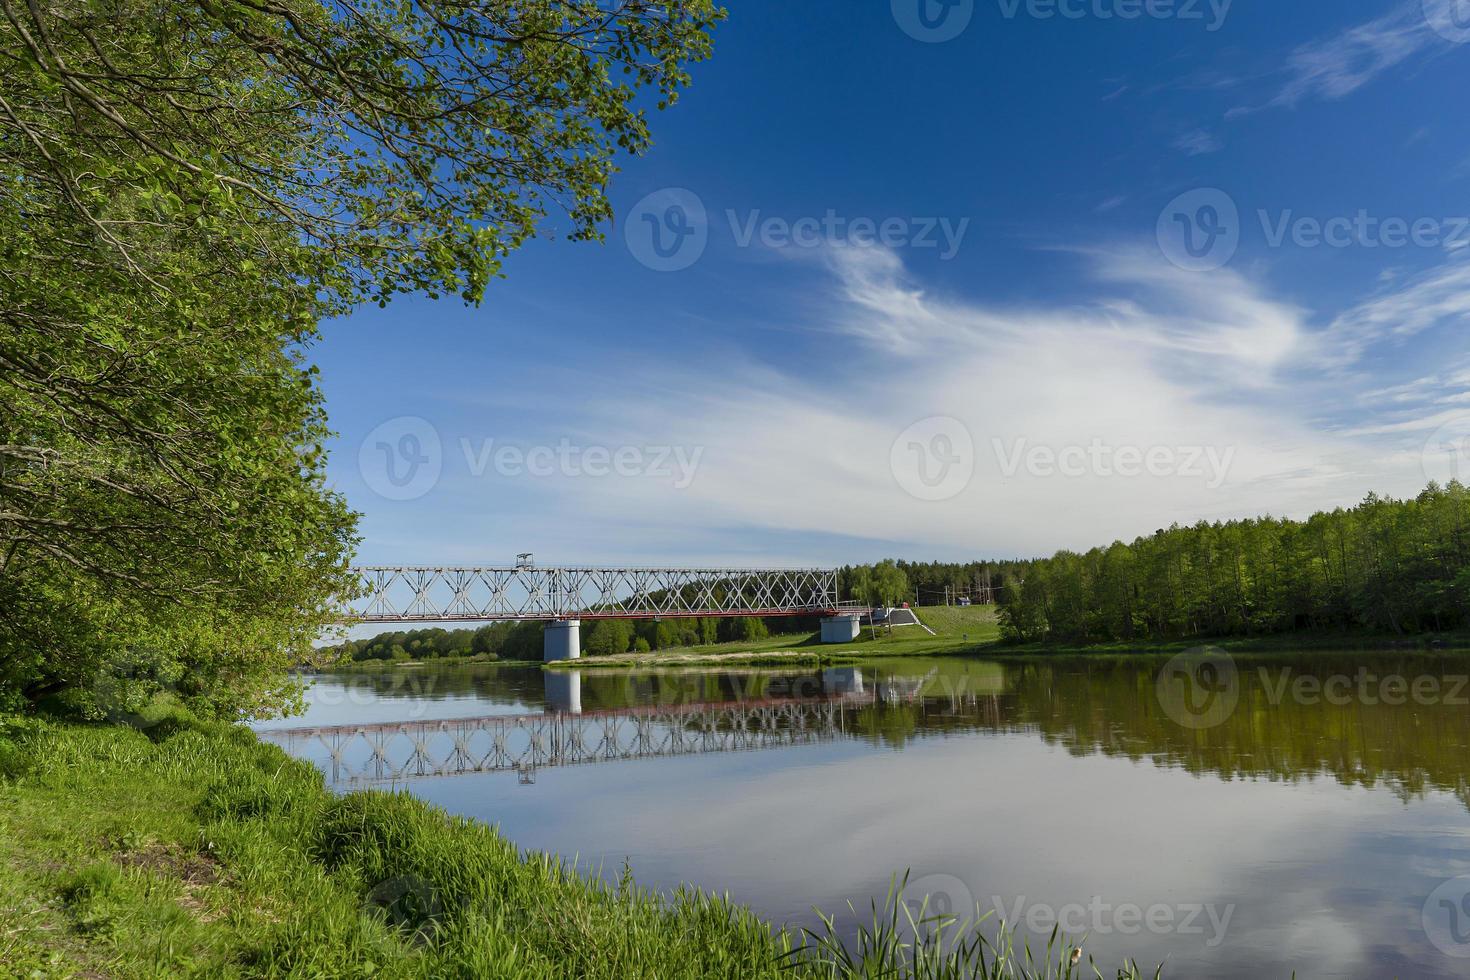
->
258, 667, 998, 787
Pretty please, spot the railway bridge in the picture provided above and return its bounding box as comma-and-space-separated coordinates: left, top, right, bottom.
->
259, 695, 856, 787
256, 666, 977, 787
346, 564, 866, 661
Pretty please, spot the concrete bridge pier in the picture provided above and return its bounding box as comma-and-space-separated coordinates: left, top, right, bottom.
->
822, 666, 865, 697
543, 619, 581, 662
820, 614, 861, 643
543, 669, 583, 714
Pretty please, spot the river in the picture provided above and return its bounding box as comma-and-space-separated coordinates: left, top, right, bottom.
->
253, 652, 1470, 978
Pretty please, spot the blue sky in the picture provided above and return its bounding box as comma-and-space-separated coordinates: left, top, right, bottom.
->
318, 0, 1470, 569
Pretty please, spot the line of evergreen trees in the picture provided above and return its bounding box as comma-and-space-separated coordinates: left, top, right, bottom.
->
997, 483, 1470, 643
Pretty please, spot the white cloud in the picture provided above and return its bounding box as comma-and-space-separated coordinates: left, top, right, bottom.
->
1229, 1, 1455, 116
1173, 128, 1223, 156
1318, 254, 1470, 366
439, 244, 1466, 562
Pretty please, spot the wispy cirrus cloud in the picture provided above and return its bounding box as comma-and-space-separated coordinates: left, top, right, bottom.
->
1173, 128, 1224, 156
1318, 254, 1470, 365
371, 240, 1470, 567
1228, 1, 1459, 116
475, 243, 1469, 561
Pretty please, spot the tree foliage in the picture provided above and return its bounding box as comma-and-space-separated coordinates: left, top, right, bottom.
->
336, 613, 808, 664
844, 560, 912, 608
997, 484, 1470, 644
840, 559, 1016, 607
2, 0, 723, 306
0, 0, 721, 717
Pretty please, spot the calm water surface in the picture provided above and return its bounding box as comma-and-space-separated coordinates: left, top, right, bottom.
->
254, 653, 1470, 978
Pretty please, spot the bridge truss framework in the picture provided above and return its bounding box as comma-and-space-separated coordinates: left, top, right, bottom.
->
258, 698, 850, 785
349, 565, 847, 623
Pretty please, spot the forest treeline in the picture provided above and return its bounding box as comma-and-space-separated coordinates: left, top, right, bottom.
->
997, 484, 1470, 644
332, 615, 803, 664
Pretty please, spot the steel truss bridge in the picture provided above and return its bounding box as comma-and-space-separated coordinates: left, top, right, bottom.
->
349, 565, 848, 623
258, 696, 860, 786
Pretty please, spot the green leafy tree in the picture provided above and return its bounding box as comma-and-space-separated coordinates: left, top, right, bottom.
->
0, 0, 721, 717
727, 617, 768, 643
583, 620, 633, 657
849, 560, 910, 608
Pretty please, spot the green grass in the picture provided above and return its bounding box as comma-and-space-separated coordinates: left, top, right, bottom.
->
561, 606, 1005, 670
548, 648, 853, 670
995, 627, 1470, 658
0, 711, 1155, 978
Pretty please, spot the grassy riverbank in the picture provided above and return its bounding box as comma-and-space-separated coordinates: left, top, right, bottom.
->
552, 649, 858, 670
323, 653, 543, 673
996, 628, 1470, 658
555, 606, 1005, 669
0, 712, 1153, 979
